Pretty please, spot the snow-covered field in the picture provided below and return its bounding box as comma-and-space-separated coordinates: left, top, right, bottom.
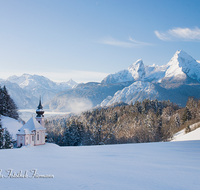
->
1, 115, 200, 190
0, 139, 200, 190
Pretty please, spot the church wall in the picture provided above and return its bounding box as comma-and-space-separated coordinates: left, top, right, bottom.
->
35, 130, 45, 145
17, 135, 25, 147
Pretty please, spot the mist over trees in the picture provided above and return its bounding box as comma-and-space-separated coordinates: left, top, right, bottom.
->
45, 98, 200, 146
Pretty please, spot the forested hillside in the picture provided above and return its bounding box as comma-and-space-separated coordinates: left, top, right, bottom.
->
45, 97, 200, 146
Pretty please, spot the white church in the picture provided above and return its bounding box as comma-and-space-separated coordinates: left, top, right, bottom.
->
17, 99, 46, 147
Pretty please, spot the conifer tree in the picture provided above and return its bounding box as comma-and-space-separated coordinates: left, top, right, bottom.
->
0, 86, 19, 119
0, 118, 3, 149
182, 107, 192, 124
3, 128, 12, 149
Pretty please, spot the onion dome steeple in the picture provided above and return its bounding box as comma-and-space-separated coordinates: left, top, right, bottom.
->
36, 96, 44, 117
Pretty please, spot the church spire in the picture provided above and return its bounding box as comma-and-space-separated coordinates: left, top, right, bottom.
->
37, 96, 43, 110
36, 96, 44, 117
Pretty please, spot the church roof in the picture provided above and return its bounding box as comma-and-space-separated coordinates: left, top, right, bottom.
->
17, 117, 46, 135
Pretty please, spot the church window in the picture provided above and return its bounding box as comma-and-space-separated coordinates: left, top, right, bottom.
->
32, 136, 34, 141
37, 133, 39, 141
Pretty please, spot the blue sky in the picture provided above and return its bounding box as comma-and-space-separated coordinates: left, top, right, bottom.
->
0, 0, 200, 83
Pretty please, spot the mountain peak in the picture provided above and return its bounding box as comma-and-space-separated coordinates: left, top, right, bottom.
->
169, 50, 195, 65
128, 59, 145, 80
165, 50, 200, 82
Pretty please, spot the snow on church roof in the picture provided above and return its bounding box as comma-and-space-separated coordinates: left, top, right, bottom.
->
17, 117, 45, 135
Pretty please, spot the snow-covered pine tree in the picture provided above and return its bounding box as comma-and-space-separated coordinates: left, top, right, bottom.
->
0, 86, 19, 119
182, 107, 192, 124
3, 128, 12, 149
0, 117, 3, 149
63, 120, 84, 146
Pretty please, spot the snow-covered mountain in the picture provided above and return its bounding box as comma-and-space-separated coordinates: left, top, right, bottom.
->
163, 50, 200, 82
7, 74, 76, 90
1, 74, 77, 109
45, 50, 200, 111
99, 50, 200, 107
102, 50, 200, 84
102, 59, 146, 83
2, 50, 200, 111
100, 81, 157, 107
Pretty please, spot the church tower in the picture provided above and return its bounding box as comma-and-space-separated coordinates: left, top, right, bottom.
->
35, 97, 45, 127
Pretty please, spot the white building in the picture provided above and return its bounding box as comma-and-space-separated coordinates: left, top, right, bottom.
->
17, 99, 46, 147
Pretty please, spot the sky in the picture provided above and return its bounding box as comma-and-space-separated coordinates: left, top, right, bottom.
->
0, 0, 200, 83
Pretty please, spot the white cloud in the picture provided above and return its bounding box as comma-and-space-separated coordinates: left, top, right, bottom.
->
128, 37, 153, 46
97, 37, 153, 48
155, 27, 200, 41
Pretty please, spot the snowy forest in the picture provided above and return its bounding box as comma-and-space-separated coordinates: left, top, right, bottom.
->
0, 86, 19, 149
45, 97, 200, 146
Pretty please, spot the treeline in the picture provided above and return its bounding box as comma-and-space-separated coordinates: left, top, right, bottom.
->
0, 86, 19, 149
45, 97, 200, 146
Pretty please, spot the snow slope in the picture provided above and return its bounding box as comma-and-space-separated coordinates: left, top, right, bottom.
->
1, 116, 23, 140
172, 122, 200, 142
0, 141, 200, 190
101, 81, 157, 106
173, 127, 200, 141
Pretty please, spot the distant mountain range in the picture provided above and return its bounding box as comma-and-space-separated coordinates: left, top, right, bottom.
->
1, 50, 200, 111
0, 74, 77, 109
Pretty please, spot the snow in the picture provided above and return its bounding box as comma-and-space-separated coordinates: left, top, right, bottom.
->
144, 64, 167, 82
165, 50, 200, 81
17, 117, 45, 135
100, 95, 113, 107
1, 115, 23, 140
100, 81, 156, 106
172, 122, 200, 142
128, 59, 145, 80
0, 140, 199, 190
102, 59, 146, 84
1, 122, 200, 189
174, 127, 200, 141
